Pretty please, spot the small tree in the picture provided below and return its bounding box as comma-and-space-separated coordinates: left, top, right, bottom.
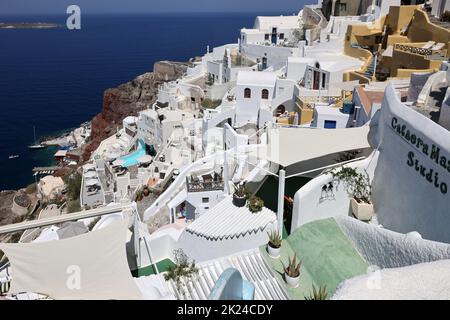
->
164, 249, 198, 298
329, 166, 372, 203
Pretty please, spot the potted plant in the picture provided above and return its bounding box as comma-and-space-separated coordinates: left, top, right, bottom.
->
247, 195, 264, 213
232, 183, 248, 207
135, 190, 143, 202
143, 186, 150, 197
330, 166, 373, 221
304, 285, 328, 300
282, 254, 302, 287
267, 229, 282, 258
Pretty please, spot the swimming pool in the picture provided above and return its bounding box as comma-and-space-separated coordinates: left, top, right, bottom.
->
119, 139, 147, 168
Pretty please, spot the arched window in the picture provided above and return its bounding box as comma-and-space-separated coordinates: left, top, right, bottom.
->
261, 89, 269, 100
244, 88, 251, 98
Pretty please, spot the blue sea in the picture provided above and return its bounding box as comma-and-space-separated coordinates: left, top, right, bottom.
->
0, 12, 294, 190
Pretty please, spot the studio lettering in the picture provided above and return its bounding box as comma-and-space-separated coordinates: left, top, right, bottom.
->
391, 117, 448, 195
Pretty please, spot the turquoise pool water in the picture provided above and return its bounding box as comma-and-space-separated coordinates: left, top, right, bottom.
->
120, 139, 146, 168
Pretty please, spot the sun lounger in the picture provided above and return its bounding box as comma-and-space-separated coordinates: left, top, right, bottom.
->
422, 41, 435, 49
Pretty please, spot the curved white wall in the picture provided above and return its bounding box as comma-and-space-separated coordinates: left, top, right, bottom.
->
371, 85, 450, 243
291, 155, 378, 232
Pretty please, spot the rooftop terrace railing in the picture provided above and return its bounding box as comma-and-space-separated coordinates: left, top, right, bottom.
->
186, 180, 224, 193
394, 44, 433, 56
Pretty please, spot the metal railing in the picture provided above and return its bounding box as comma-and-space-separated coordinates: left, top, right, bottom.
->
186, 180, 225, 193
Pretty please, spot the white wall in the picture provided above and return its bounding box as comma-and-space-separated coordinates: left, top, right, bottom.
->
224, 123, 249, 149
336, 215, 450, 269
311, 105, 351, 128
186, 190, 226, 215
235, 79, 275, 127
370, 85, 450, 243
240, 44, 298, 69
291, 155, 378, 232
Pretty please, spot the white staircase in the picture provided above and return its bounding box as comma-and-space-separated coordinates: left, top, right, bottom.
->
163, 249, 290, 300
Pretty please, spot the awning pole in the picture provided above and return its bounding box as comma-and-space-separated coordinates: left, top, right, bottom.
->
277, 169, 286, 236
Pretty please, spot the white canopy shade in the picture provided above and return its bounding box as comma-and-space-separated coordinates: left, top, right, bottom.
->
138, 155, 152, 164
0, 220, 142, 300
265, 126, 370, 167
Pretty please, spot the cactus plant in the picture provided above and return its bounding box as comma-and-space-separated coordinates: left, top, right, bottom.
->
282, 253, 302, 278
305, 284, 328, 300
267, 229, 282, 248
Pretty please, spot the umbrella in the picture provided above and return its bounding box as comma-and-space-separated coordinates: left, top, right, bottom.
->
138, 155, 152, 164
85, 178, 99, 186
84, 171, 97, 178
112, 159, 125, 167
56, 221, 88, 239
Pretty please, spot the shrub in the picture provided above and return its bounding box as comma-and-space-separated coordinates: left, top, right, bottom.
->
328, 166, 372, 203
441, 11, 450, 22
67, 200, 81, 213
64, 172, 82, 200
201, 98, 222, 109
247, 195, 264, 213
164, 249, 198, 298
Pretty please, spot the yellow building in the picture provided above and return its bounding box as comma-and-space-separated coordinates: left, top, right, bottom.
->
343, 6, 450, 80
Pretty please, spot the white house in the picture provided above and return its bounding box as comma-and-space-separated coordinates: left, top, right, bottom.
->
234, 71, 277, 128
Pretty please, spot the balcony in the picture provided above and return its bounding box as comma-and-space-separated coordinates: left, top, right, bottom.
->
186, 174, 224, 193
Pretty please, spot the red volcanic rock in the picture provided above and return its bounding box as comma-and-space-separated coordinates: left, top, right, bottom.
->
82, 61, 188, 161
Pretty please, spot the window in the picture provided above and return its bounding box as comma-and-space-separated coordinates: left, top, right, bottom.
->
279, 33, 285, 40
321, 73, 326, 89
340, 3, 347, 12
272, 27, 277, 34
202, 197, 209, 203
244, 88, 251, 98
261, 89, 269, 100
265, 34, 270, 40
191, 97, 195, 102
324, 120, 337, 129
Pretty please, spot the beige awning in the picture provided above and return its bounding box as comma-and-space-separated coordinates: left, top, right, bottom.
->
0, 220, 142, 300
265, 126, 370, 167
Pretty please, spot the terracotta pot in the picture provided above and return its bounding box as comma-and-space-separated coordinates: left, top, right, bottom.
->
351, 198, 374, 221
143, 188, 150, 196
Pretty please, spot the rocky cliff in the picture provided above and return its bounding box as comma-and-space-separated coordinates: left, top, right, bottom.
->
82, 60, 189, 161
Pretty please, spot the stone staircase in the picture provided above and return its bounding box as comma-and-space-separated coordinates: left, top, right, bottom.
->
363, 56, 376, 79
163, 249, 290, 300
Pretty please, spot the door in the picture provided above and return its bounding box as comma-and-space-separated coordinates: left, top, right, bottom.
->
324, 120, 337, 129
313, 71, 320, 90
271, 33, 277, 44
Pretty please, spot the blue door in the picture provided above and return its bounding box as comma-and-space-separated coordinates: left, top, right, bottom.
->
324, 120, 337, 129
271, 33, 277, 44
